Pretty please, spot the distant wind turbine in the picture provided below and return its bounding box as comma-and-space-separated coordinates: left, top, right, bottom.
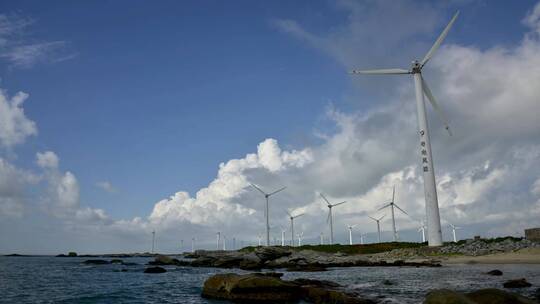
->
251, 183, 286, 246
257, 234, 262, 246
216, 232, 221, 250
419, 221, 427, 243
347, 224, 358, 245
360, 232, 366, 245
320, 193, 347, 244
378, 186, 408, 242
351, 12, 460, 246
320, 232, 324, 245
280, 226, 287, 246
368, 214, 386, 243
287, 211, 304, 247
180, 239, 184, 252
233, 237, 236, 250
297, 232, 304, 246
191, 237, 196, 253
223, 235, 227, 250
449, 223, 461, 242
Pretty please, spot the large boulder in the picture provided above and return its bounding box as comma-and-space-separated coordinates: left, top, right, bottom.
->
201, 273, 302, 303
424, 289, 475, 304
148, 255, 190, 266
254, 247, 292, 262
83, 259, 110, 265
144, 266, 167, 273
466, 288, 536, 304
503, 278, 532, 288
486, 270, 503, 276
424, 288, 536, 304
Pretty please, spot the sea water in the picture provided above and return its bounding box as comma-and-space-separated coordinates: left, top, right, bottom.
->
1, 256, 539, 303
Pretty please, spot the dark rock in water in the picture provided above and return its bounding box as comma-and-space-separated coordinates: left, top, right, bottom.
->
110, 259, 123, 264
121, 269, 128, 272
201, 273, 301, 302
212, 256, 244, 268
486, 269, 503, 276
503, 278, 532, 288
424, 289, 477, 304
286, 263, 327, 272
83, 259, 110, 265
424, 288, 536, 304
201, 273, 375, 303
68, 252, 77, 257
467, 288, 536, 304
144, 266, 166, 273
148, 255, 190, 266
5, 254, 24, 257
382, 280, 394, 286
535, 288, 540, 302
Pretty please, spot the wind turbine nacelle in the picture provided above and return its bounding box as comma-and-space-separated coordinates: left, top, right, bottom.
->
411, 60, 421, 73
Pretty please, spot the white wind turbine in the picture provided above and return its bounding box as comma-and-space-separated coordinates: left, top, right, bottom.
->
180, 239, 184, 252
297, 232, 304, 246
449, 223, 461, 242
360, 232, 366, 245
368, 214, 386, 243
287, 211, 304, 247
223, 235, 227, 250
257, 234, 262, 246
351, 12, 460, 247
419, 221, 427, 243
251, 183, 286, 246
347, 224, 358, 245
378, 186, 408, 242
320, 193, 347, 244
191, 237, 196, 253
151, 230, 156, 254
320, 232, 324, 245
216, 232, 221, 250
280, 226, 287, 246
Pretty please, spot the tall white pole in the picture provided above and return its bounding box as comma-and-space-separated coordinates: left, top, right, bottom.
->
216, 232, 220, 250
329, 208, 334, 244
223, 236, 226, 250
265, 196, 270, 246
191, 238, 195, 253
391, 205, 397, 242
452, 227, 457, 242
291, 218, 294, 247
320, 232, 324, 245
422, 227, 426, 243
376, 221, 381, 243
360, 234, 365, 245
180, 239, 184, 251
152, 231, 155, 254
348, 227, 353, 245
281, 230, 285, 246
233, 237, 236, 250
414, 72, 443, 246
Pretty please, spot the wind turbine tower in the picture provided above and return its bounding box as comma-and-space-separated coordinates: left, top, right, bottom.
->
320, 193, 347, 244
419, 221, 427, 243
216, 232, 221, 250
223, 235, 227, 250
320, 232, 324, 245
151, 230, 155, 254
287, 211, 304, 247
297, 232, 304, 246
251, 183, 286, 246
191, 237, 196, 253
351, 12, 459, 246
378, 186, 408, 242
368, 214, 386, 243
280, 226, 286, 246
347, 224, 358, 245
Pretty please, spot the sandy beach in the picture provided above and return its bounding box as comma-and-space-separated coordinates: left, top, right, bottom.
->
443, 247, 540, 264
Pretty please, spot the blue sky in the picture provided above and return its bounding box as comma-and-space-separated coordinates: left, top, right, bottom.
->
1, 1, 540, 253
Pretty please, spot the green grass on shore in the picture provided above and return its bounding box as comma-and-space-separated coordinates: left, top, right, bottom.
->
239, 242, 426, 255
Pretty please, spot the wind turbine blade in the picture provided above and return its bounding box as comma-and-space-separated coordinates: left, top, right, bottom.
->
293, 213, 305, 219
421, 11, 459, 67
378, 203, 391, 211
394, 203, 409, 216
368, 216, 377, 221
250, 183, 267, 195
350, 68, 410, 75
286, 210, 292, 218
332, 201, 347, 207
352, 224, 358, 228
378, 214, 386, 221
268, 186, 286, 196
422, 75, 452, 136
320, 193, 331, 206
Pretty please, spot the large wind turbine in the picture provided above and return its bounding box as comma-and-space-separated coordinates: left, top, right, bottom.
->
449, 223, 461, 242
287, 211, 304, 247
151, 230, 155, 254
296, 232, 304, 246
347, 224, 358, 245
320, 193, 347, 244
378, 186, 408, 242
368, 214, 386, 243
251, 183, 286, 246
351, 12, 459, 246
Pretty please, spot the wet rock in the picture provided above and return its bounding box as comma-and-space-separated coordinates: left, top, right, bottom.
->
286, 263, 328, 272
202, 273, 375, 303
83, 259, 110, 265
148, 255, 190, 266
201, 273, 302, 302
144, 266, 166, 273
254, 246, 291, 262
466, 288, 536, 304
486, 269, 503, 276
534, 288, 540, 302
110, 259, 123, 264
239, 258, 262, 270
503, 278, 532, 288
191, 256, 217, 267
382, 280, 394, 286
424, 289, 475, 304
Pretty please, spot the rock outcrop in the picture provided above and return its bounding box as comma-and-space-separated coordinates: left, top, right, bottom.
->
144, 266, 167, 273
201, 273, 376, 303
424, 288, 536, 304
503, 278, 533, 288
